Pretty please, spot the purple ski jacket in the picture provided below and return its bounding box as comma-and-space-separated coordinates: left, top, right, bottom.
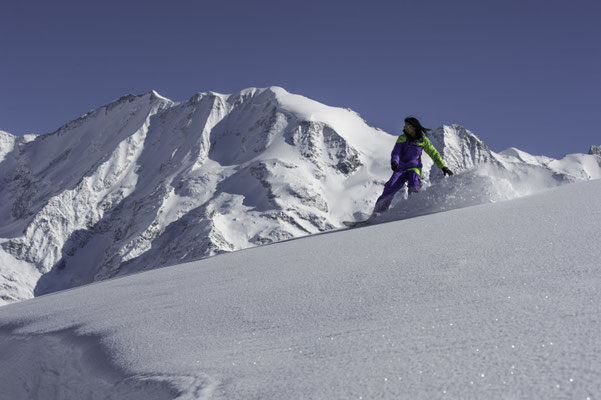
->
391, 133, 446, 177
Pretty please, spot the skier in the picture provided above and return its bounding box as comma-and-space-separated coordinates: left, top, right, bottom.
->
371, 117, 453, 216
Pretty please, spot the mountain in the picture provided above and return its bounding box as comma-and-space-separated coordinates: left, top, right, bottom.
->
1, 87, 600, 304
0, 87, 391, 303
1, 178, 600, 399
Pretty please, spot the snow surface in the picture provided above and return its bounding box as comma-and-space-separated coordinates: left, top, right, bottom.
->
1, 179, 600, 399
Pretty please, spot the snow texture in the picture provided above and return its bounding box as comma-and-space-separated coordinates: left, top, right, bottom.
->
1, 179, 600, 399
1, 88, 600, 305
0, 130, 16, 163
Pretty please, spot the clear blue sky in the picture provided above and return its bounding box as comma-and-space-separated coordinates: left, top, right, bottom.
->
1, 0, 599, 158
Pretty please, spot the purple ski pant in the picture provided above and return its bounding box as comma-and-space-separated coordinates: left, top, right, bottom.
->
373, 170, 422, 213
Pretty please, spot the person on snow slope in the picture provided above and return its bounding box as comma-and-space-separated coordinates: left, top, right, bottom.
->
371, 116, 453, 215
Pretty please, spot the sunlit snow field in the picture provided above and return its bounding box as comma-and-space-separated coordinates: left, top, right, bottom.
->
1, 178, 600, 399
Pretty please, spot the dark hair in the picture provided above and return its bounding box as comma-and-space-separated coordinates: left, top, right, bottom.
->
404, 117, 430, 138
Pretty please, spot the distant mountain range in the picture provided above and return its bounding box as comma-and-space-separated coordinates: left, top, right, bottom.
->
1, 87, 599, 304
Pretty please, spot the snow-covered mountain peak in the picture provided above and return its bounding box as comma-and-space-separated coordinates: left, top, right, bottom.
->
1, 87, 599, 305
176, 86, 371, 149
498, 147, 554, 166
183, 87, 279, 114
46, 90, 172, 140
0, 130, 16, 162
0, 129, 14, 139
101, 90, 165, 111
148, 89, 169, 101
0, 87, 394, 303
500, 146, 526, 157
232, 85, 288, 97
423, 124, 497, 182
433, 124, 488, 150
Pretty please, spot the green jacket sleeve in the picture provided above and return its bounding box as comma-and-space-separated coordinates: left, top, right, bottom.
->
423, 137, 446, 169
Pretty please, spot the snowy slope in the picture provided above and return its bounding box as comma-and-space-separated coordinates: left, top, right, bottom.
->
1, 88, 600, 305
1, 179, 600, 399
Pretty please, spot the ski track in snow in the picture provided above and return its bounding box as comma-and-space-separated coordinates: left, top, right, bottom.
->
0, 328, 220, 400
1, 179, 601, 399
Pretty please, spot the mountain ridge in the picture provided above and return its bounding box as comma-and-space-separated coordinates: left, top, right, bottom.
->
1, 87, 599, 304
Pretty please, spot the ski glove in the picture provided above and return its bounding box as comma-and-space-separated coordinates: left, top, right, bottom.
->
442, 167, 454, 176
391, 161, 399, 172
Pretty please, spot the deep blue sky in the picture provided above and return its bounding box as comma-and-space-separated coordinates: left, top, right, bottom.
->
1, 0, 599, 158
